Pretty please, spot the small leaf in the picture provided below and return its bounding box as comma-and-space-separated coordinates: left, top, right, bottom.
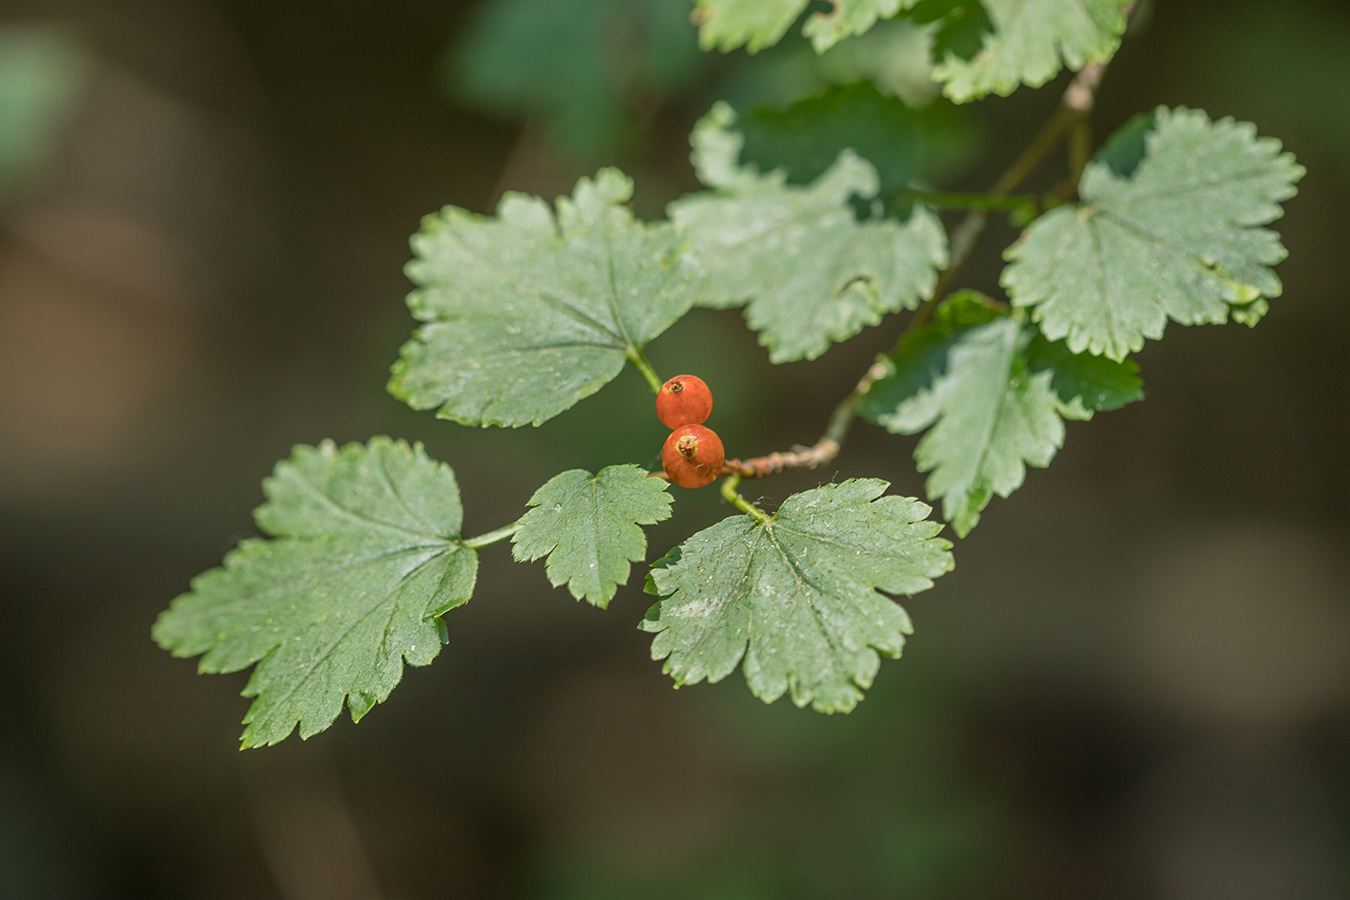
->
1002, 106, 1305, 360
932, 0, 1127, 102
513, 465, 673, 608
878, 316, 1063, 536
692, 0, 914, 54
670, 104, 946, 363
153, 438, 477, 748
642, 479, 953, 713
1024, 333, 1142, 419
390, 168, 705, 426
861, 296, 1140, 536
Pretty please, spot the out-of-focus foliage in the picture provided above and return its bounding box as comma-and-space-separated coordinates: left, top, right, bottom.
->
448, 0, 979, 164
736, 81, 925, 203
0, 25, 86, 200
932, 0, 1127, 101
447, 0, 702, 156
692, 0, 912, 54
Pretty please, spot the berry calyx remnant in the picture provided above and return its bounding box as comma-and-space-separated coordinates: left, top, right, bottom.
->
656, 374, 713, 429
662, 424, 724, 488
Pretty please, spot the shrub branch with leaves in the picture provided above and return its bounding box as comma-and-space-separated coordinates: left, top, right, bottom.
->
154, 0, 1303, 747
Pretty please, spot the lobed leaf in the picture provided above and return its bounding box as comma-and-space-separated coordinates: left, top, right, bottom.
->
390, 168, 705, 426
692, 0, 914, 54
512, 465, 673, 608
932, 0, 1126, 102
860, 294, 1141, 535
643, 479, 953, 712
153, 437, 477, 747
1002, 106, 1305, 360
670, 104, 946, 363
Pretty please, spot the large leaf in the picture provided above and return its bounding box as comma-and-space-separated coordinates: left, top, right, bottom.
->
670, 104, 946, 363
692, 0, 913, 54
450, 0, 701, 158
932, 0, 1127, 102
642, 479, 953, 712
1002, 107, 1305, 360
391, 168, 705, 426
860, 295, 1141, 535
513, 465, 673, 608
153, 438, 478, 747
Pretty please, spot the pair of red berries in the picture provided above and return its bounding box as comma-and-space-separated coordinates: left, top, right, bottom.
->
657, 375, 724, 489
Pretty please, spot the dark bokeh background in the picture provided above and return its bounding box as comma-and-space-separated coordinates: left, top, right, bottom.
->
2, 1, 1349, 897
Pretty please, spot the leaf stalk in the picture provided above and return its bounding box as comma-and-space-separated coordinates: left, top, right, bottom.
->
462, 521, 522, 549
628, 347, 664, 394
721, 474, 770, 523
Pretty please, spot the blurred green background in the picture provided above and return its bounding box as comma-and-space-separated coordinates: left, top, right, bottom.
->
2, 1, 1349, 897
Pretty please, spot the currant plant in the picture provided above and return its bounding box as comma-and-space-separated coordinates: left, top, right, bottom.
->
154, 1, 1304, 747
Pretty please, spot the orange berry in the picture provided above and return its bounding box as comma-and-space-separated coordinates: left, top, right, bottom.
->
656, 374, 713, 429
661, 424, 724, 489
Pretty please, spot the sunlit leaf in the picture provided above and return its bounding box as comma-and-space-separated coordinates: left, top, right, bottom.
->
643, 479, 953, 712
391, 169, 704, 426
513, 465, 673, 607
153, 438, 477, 747
1002, 106, 1305, 359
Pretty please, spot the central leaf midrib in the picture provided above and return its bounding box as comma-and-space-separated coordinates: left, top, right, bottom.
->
761, 523, 860, 700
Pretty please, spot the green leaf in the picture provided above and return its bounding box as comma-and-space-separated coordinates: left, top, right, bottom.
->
1024, 332, 1142, 419
872, 316, 1062, 536
801, 0, 908, 52
857, 289, 1004, 414
909, 0, 993, 63
450, 0, 701, 158
1002, 106, 1305, 360
932, 0, 1127, 102
642, 479, 953, 712
860, 294, 1140, 536
513, 465, 673, 608
153, 438, 478, 747
738, 82, 924, 211
692, 0, 914, 54
669, 104, 946, 363
0, 26, 87, 200
390, 168, 705, 426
